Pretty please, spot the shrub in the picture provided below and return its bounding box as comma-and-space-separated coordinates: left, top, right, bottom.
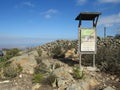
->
51, 46, 64, 58
3, 64, 22, 79
34, 60, 49, 74
5, 54, 13, 60
3, 65, 17, 78
96, 42, 120, 75
5, 48, 20, 60
32, 73, 44, 83
0, 60, 6, 69
7, 48, 20, 56
37, 49, 42, 56
97, 36, 101, 40
73, 66, 84, 79
54, 63, 61, 69
17, 64, 23, 74
114, 34, 120, 39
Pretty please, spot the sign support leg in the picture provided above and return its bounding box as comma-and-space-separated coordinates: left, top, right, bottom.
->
79, 54, 82, 70
93, 54, 96, 68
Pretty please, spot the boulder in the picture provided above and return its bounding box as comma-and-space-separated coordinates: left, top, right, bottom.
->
32, 83, 41, 90
52, 67, 74, 87
103, 86, 115, 90
27, 50, 39, 57
66, 77, 98, 90
41, 59, 51, 68
10, 51, 38, 74
65, 49, 76, 58
66, 83, 82, 90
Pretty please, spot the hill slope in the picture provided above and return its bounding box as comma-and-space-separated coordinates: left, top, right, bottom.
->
0, 38, 120, 90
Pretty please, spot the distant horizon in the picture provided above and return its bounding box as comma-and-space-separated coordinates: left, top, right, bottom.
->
0, 34, 118, 50
0, 38, 77, 50
0, 0, 119, 50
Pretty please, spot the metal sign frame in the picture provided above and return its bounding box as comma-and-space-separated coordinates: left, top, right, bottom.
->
79, 28, 97, 54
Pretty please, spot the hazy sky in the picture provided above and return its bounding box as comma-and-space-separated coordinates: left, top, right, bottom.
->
0, 0, 120, 49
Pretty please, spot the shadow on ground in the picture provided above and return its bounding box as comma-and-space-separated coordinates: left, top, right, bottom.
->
56, 58, 78, 66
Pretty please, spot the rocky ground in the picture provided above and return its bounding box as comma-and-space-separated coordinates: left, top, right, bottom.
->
0, 57, 119, 90
0, 38, 120, 90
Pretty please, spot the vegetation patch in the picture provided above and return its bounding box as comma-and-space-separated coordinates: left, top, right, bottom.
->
73, 66, 84, 79
32, 73, 44, 83
37, 48, 42, 57
3, 64, 22, 79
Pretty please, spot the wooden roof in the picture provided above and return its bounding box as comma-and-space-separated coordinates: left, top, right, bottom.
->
75, 12, 101, 20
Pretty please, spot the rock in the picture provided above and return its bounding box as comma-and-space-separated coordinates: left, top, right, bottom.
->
10, 51, 38, 74
0, 74, 32, 90
53, 67, 74, 88
41, 59, 51, 68
19, 74, 22, 78
56, 77, 68, 87
65, 48, 76, 58
115, 78, 119, 82
28, 50, 39, 57
86, 66, 99, 71
110, 76, 115, 80
89, 79, 98, 87
58, 87, 66, 90
66, 80, 97, 90
0, 80, 10, 84
66, 72, 99, 90
32, 83, 41, 90
41, 50, 48, 57
53, 67, 74, 81
103, 86, 115, 90
38, 85, 53, 90
80, 81, 90, 90
52, 79, 57, 88
66, 83, 82, 90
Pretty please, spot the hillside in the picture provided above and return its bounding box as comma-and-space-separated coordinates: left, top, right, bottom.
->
0, 37, 120, 90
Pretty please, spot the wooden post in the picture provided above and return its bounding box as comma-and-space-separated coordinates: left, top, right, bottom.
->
78, 20, 82, 70
79, 54, 82, 69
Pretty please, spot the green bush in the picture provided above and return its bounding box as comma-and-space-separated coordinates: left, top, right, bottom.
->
7, 48, 20, 56
73, 66, 84, 79
32, 73, 44, 83
51, 46, 64, 58
96, 42, 120, 75
5, 48, 20, 60
0, 60, 6, 69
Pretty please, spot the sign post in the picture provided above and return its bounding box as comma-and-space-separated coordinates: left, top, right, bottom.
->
75, 12, 101, 70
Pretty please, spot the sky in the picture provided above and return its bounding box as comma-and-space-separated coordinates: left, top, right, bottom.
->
0, 0, 120, 49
